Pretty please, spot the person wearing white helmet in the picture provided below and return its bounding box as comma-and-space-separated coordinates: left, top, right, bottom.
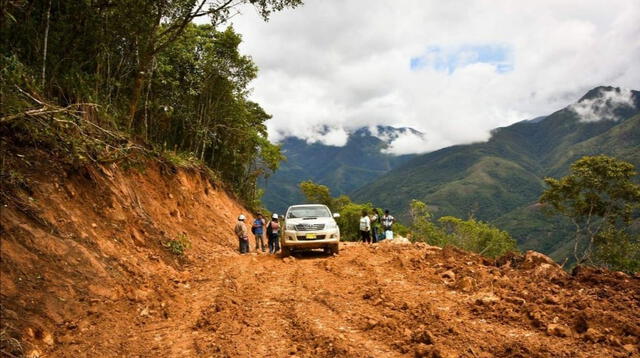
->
266, 213, 281, 254
234, 214, 249, 254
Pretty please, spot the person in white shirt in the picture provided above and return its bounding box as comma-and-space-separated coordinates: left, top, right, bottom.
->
381, 209, 395, 240
359, 209, 372, 244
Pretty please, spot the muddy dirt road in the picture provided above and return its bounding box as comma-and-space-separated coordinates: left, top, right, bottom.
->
45, 243, 639, 358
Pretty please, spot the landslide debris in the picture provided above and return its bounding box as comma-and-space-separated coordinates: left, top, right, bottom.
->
1, 156, 639, 357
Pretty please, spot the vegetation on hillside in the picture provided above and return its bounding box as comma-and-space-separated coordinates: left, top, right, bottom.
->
409, 200, 517, 258
540, 155, 640, 272
1, 0, 301, 208
298, 180, 517, 258
352, 90, 640, 262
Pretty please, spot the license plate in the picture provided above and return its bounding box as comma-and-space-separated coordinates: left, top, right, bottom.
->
305, 234, 317, 239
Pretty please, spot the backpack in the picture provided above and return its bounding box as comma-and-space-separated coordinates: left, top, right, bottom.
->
267, 221, 279, 236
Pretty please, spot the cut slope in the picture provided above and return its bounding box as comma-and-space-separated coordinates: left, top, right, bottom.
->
0, 155, 254, 356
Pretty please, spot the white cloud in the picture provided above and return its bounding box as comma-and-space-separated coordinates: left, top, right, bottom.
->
570, 87, 635, 122
226, 0, 640, 154
382, 131, 433, 155
302, 126, 349, 147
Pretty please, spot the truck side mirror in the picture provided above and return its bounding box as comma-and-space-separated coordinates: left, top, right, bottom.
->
333, 213, 340, 218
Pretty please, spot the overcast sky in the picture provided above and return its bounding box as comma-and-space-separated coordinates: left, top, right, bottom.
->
226, 0, 640, 154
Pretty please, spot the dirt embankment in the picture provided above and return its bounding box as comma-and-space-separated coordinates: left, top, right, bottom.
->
0, 155, 252, 357
1, 158, 640, 358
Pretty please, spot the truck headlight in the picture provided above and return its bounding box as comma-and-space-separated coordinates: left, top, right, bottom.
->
326, 222, 338, 230
286, 223, 296, 230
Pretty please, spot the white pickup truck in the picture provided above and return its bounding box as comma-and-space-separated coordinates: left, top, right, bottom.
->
281, 204, 340, 256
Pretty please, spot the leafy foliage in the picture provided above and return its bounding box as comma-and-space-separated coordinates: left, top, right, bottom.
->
408, 200, 449, 247
409, 200, 518, 258
163, 233, 191, 256
540, 155, 640, 269
298, 180, 385, 240
299, 181, 335, 210
2, 1, 300, 206
438, 216, 518, 258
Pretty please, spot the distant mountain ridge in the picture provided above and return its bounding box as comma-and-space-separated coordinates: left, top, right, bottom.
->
352, 86, 640, 262
260, 126, 419, 213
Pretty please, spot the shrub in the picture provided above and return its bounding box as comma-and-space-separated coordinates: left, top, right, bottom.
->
163, 233, 191, 256
439, 216, 518, 258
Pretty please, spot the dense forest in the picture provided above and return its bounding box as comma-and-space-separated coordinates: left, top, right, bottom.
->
1, 0, 301, 206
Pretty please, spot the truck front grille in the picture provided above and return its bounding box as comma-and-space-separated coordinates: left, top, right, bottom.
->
297, 235, 326, 240
295, 223, 325, 231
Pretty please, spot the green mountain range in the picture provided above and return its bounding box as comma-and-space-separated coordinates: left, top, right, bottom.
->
261, 126, 416, 214
352, 86, 640, 262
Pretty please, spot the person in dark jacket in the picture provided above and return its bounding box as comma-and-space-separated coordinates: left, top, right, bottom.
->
370, 209, 381, 243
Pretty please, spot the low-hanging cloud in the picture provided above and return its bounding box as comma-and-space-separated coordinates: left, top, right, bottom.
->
228, 0, 640, 154
569, 87, 635, 122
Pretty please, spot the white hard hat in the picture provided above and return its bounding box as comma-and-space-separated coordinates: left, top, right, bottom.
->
238, 214, 245, 221
272, 213, 278, 219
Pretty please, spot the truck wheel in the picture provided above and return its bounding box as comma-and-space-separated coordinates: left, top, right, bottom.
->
330, 244, 339, 255
281, 246, 290, 258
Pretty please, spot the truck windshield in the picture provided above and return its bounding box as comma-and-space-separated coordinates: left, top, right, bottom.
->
287, 206, 331, 219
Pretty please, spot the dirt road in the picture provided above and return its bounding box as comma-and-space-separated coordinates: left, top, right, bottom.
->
43, 243, 639, 358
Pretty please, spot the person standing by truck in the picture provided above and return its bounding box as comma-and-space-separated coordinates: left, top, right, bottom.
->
266, 213, 281, 254
234, 214, 249, 254
359, 209, 372, 244
252, 213, 267, 252
381, 209, 395, 240
370, 209, 381, 243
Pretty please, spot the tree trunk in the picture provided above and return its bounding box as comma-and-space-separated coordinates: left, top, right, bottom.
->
127, 53, 153, 131
41, 0, 52, 90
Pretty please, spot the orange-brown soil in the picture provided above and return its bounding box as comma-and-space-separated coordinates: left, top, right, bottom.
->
1, 157, 639, 358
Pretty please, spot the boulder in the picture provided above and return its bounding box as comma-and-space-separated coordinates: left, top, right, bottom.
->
547, 323, 572, 337
441, 270, 456, 281
475, 294, 500, 306
458, 276, 476, 292
412, 326, 435, 345
521, 251, 557, 269
504, 296, 526, 306
583, 328, 602, 342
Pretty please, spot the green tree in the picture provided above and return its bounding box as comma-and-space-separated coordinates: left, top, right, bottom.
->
409, 200, 517, 257
298, 180, 376, 240
438, 216, 517, 258
2, 2, 293, 208
409, 200, 448, 246
540, 155, 640, 267
299, 181, 334, 209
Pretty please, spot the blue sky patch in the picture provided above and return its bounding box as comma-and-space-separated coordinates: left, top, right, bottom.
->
410, 44, 514, 74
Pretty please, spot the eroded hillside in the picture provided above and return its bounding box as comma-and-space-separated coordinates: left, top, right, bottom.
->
1, 158, 639, 358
